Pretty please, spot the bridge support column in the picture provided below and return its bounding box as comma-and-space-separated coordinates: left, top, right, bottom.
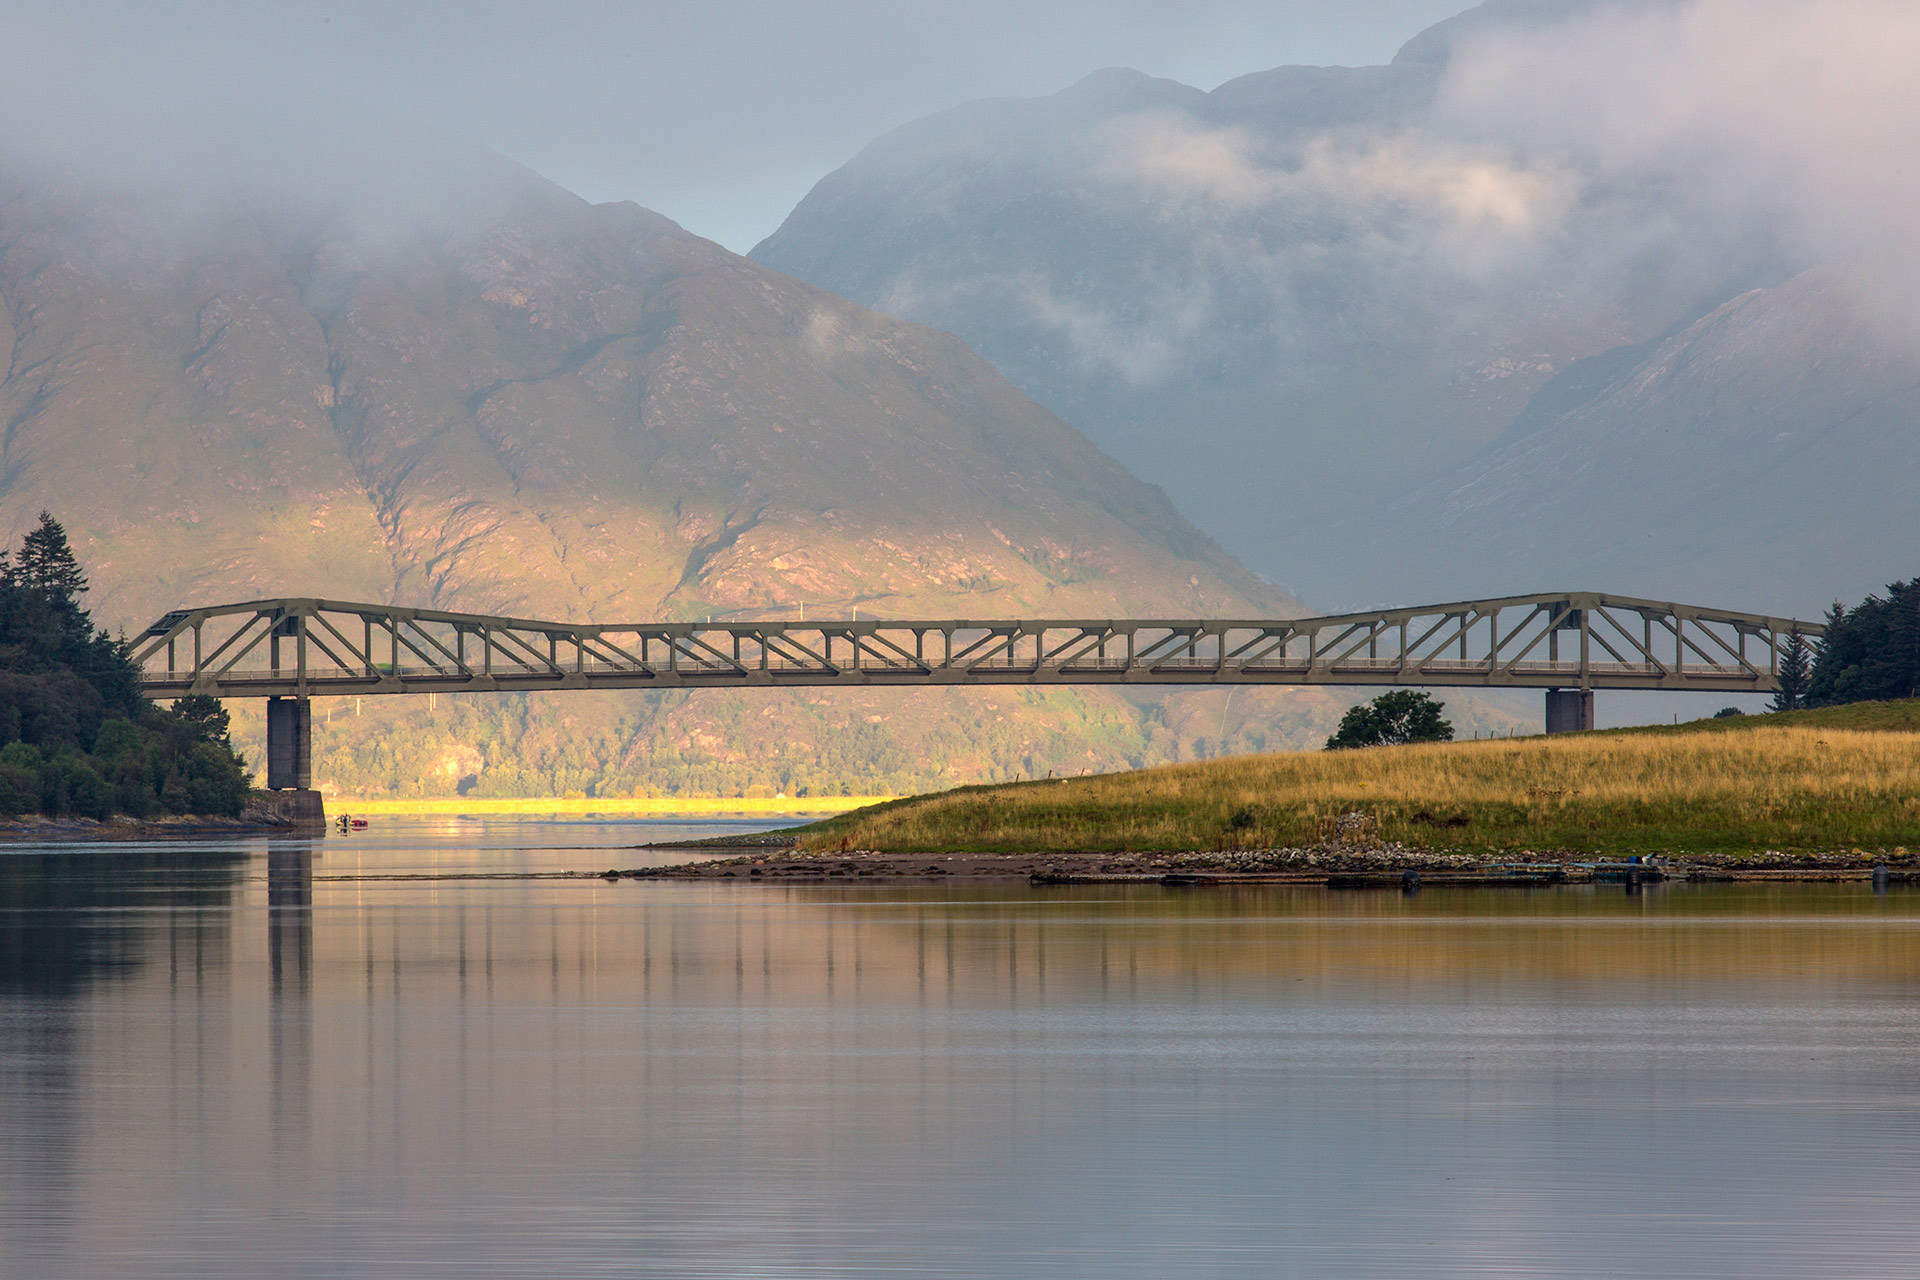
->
1544, 689, 1595, 735
264, 697, 323, 824
266, 696, 311, 789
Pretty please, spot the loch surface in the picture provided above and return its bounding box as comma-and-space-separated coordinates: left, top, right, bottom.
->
3, 818, 1919, 1278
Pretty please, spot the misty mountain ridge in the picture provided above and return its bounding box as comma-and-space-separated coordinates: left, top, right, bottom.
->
3, 148, 1472, 796
0, 149, 1271, 629
753, 0, 1900, 615
1356, 255, 1920, 614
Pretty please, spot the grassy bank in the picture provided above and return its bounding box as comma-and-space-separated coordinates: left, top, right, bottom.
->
1620, 699, 1920, 735
798, 706, 1920, 857
332, 795, 894, 818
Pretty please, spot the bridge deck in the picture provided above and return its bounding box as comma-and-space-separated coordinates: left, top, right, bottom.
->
133, 592, 1822, 699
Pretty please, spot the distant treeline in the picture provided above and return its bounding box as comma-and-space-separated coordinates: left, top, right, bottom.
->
1774, 578, 1919, 711
0, 514, 250, 819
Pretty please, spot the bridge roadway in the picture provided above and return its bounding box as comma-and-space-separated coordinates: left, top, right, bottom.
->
132, 591, 1821, 793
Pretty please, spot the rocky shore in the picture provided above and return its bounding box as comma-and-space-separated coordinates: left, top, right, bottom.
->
613, 842, 1920, 886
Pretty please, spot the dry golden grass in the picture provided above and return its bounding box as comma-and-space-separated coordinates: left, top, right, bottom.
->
798, 726, 1920, 856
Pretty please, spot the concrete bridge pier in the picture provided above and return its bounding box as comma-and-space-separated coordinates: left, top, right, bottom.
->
264, 696, 325, 824
1544, 689, 1595, 735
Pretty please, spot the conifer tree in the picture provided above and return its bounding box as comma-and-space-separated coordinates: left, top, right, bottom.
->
1771, 630, 1811, 712
0, 514, 251, 817
1806, 582, 1920, 706
12, 511, 87, 606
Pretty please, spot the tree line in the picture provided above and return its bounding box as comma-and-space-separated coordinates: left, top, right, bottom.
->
0, 514, 250, 819
1771, 577, 1919, 711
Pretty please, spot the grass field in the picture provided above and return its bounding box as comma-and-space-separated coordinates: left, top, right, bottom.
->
329, 795, 894, 818
1618, 699, 1920, 735
796, 701, 1920, 857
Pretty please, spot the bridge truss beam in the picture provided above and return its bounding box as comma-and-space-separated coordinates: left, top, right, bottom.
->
132, 593, 1823, 700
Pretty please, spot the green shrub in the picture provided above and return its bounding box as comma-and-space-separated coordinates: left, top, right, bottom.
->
41, 751, 112, 819
1326, 691, 1455, 751
0, 764, 37, 816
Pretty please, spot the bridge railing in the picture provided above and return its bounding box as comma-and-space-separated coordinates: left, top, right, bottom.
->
132, 656, 1703, 684
130, 592, 1824, 698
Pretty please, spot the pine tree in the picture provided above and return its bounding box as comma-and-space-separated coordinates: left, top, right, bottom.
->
1892, 579, 1920, 699
169, 694, 232, 743
1771, 630, 1811, 712
1805, 600, 1850, 708
12, 511, 87, 606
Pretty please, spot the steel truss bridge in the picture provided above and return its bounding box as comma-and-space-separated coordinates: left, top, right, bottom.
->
131, 592, 1820, 792
135, 591, 1820, 698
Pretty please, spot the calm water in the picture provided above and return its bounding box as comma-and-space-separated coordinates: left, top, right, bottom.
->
4, 820, 1920, 1278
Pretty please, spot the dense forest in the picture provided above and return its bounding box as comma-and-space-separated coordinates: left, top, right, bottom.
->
1802, 579, 1920, 708
0, 514, 251, 819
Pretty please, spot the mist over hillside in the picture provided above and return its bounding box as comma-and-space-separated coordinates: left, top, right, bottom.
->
755, 0, 1920, 615
3, 149, 1514, 795
2, 0, 1872, 786
0, 150, 1269, 629
1350, 258, 1920, 613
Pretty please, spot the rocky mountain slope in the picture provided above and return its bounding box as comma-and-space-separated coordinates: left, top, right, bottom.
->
0, 157, 1267, 628
4, 153, 1519, 795
751, 0, 1823, 608
1339, 259, 1920, 616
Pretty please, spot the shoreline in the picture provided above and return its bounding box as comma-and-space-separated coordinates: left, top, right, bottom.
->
611, 844, 1920, 885
325, 795, 894, 818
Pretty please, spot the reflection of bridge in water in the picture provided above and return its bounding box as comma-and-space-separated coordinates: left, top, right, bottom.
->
132, 592, 1822, 798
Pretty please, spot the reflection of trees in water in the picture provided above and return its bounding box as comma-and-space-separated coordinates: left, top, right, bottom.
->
0, 843, 252, 1264
266, 843, 314, 1164
0, 868, 1911, 1272
0, 844, 252, 995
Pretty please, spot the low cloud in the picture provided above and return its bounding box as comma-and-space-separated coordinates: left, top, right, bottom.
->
1015, 107, 1589, 385
1439, 0, 1920, 272
1104, 111, 1570, 240
1017, 269, 1212, 386
994, 0, 1920, 390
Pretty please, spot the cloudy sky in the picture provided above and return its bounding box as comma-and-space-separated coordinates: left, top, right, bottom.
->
0, 0, 1465, 251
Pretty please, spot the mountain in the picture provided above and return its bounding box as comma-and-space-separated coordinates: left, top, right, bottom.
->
750, 0, 1812, 607
1343, 259, 1920, 616
0, 155, 1268, 628
3, 152, 1521, 795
